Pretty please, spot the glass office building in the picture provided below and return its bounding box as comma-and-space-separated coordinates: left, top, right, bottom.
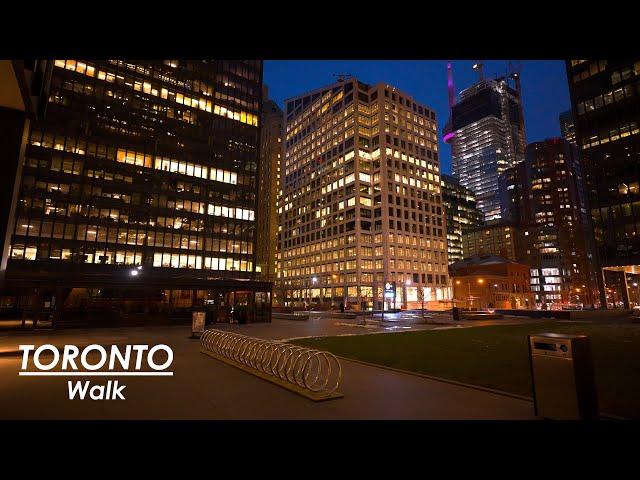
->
2, 60, 271, 326
559, 109, 577, 146
444, 77, 526, 222
566, 60, 640, 308
441, 173, 483, 264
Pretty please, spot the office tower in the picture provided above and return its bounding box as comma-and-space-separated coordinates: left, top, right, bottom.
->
501, 138, 599, 307
444, 68, 526, 221
2, 59, 272, 326
279, 78, 450, 310
256, 86, 283, 282
441, 173, 483, 264
559, 109, 577, 146
566, 60, 640, 308
1, 61, 52, 294
462, 221, 522, 261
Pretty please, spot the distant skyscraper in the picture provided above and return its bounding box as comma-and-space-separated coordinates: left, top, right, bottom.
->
441, 173, 483, 264
559, 110, 576, 146
444, 70, 526, 222
463, 221, 522, 262
500, 138, 599, 307
566, 59, 640, 308
257, 87, 283, 282
279, 78, 450, 310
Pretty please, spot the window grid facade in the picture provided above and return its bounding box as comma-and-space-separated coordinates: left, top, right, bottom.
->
278, 79, 450, 310
9, 60, 262, 277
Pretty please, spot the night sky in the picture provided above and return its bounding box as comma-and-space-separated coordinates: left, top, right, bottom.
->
263, 60, 571, 174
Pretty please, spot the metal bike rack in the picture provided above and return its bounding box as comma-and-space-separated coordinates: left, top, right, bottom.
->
200, 329, 343, 400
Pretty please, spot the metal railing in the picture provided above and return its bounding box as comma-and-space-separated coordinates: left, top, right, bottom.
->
201, 329, 342, 395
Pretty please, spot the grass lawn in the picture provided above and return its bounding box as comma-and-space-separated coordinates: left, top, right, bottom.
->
294, 322, 640, 419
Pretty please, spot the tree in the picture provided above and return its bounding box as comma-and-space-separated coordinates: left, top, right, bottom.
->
416, 287, 426, 322
273, 283, 289, 308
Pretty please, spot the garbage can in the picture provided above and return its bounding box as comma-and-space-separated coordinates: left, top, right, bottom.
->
528, 333, 598, 420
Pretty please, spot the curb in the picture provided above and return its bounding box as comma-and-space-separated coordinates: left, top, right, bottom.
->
336, 356, 629, 420
338, 355, 533, 402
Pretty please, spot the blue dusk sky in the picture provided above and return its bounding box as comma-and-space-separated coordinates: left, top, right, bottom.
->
263, 60, 571, 174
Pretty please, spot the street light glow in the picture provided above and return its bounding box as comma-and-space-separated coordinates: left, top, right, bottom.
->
130, 270, 138, 277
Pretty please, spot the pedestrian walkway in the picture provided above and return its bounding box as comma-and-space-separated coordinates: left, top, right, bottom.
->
0, 321, 536, 419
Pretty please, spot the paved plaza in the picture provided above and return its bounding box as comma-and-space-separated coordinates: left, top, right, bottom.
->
0, 316, 543, 420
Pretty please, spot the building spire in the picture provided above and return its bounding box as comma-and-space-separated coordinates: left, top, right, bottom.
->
447, 62, 455, 108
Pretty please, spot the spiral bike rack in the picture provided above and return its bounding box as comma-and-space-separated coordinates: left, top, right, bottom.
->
200, 329, 343, 401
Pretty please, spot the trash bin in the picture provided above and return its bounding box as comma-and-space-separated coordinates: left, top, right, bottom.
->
452, 307, 461, 321
528, 333, 598, 420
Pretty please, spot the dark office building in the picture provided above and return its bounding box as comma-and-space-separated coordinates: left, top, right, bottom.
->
441, 174, 483, 264
1, 61, 52, 284
1, 60, 271, 327
500, 138, 599, 307
256, 86, 283, 283
566, 60, 640, 308
559, 109, 577, 146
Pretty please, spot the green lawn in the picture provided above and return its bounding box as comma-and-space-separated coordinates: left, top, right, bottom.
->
294, 322, 640, 419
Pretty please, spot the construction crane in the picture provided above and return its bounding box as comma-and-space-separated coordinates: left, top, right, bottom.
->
508, 61, 522, 93
472, 61, 484, 81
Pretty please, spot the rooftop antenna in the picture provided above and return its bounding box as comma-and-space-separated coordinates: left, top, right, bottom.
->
333, 73, 353, 83
472, 61, 484, 82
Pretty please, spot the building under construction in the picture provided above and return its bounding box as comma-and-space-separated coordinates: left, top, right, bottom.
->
443, 62, 526, 222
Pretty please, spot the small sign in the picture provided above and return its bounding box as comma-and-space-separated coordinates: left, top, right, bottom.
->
384, 282, 396, 299
192, 311, 206, 337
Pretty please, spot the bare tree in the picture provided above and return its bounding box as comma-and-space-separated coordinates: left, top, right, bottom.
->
416, 286, 426, 322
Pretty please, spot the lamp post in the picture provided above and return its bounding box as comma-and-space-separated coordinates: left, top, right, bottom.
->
405, 278, 411, 311
308, 276, 318, 311
330, 273, 338, 309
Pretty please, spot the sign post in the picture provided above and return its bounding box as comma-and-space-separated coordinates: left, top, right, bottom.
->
191, 310, 206, 339
383, 281, 396, 323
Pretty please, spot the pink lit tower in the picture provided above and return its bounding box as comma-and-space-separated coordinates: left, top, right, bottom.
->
442, 62, 456, 145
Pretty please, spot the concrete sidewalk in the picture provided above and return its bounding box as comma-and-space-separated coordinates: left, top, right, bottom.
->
0, 321, 536, 420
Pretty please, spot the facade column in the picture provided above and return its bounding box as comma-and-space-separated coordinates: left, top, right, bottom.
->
599, 268, 608, 309
621, 270, 631, 310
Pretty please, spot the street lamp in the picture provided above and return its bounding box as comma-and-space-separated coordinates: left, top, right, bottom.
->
307, 276, 318, 310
